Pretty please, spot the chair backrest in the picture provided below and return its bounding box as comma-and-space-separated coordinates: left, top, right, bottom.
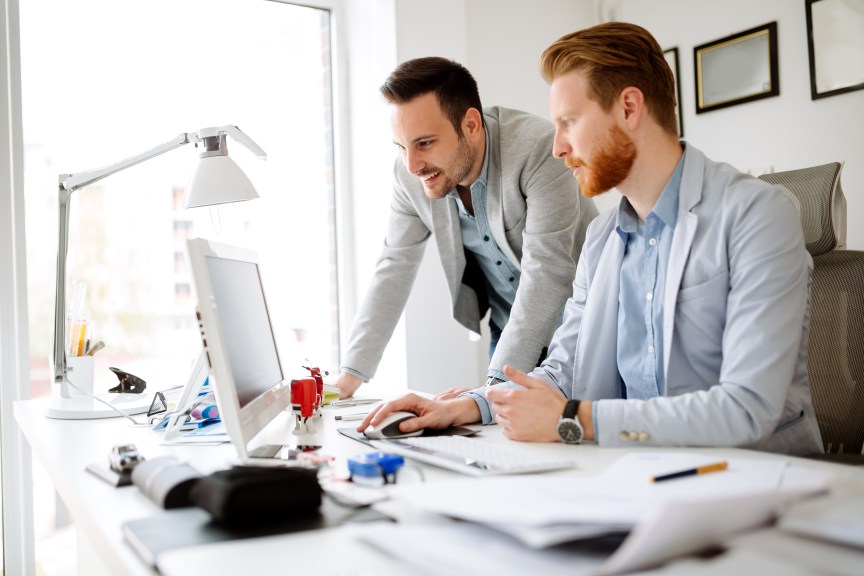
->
759, 163, 864, 455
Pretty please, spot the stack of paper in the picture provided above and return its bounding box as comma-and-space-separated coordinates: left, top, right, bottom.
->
363, 452, 831, 574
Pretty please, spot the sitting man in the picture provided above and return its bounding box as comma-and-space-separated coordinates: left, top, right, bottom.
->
359, 22, 823, 456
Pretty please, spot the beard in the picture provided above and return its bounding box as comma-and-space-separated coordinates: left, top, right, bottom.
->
415, 135, 475, 199
565, 124, 637, 198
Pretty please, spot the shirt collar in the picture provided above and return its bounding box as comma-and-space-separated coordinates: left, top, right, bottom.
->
615, 147, 686, 240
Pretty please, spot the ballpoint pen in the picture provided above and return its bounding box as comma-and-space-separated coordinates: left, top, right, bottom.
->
651, 461, 728, 483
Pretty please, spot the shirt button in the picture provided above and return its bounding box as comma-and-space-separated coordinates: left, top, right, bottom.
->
628, 431, 639, 441
483, 235, 490, 241
509, 277, 515, 282
646, 292, 653, 301
648, 237, 657, 246
496, 261, 502, 265
638, 432, 649, 442
619, 431, 630, 441
648, 345, 655, 354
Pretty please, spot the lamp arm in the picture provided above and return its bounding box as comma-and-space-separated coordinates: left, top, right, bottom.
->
53, 131, 194, 388
61, 132, 193, 192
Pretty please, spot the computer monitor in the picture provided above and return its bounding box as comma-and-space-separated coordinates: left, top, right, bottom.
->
186, 237, 293, 460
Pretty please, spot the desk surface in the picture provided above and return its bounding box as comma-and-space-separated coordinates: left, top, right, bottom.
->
15, 397, 864, 575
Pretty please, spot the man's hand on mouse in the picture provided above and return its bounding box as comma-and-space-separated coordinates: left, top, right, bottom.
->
487, 365, 568, 442
357, 393, 481, 434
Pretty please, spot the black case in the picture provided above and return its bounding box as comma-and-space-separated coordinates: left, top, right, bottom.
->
189, 465, 322, 528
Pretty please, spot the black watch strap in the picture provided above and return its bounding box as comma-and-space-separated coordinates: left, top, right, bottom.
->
563, 399, 580, 419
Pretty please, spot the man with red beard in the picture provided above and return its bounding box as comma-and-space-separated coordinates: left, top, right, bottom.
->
334, 57, 597, 399
358, 23, 823, 456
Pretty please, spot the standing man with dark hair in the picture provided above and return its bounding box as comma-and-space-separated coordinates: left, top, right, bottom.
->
359, 24, 822, 456
334, 57, 596, 399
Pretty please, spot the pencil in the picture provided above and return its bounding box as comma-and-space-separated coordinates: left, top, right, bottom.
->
651, 460, 728, 483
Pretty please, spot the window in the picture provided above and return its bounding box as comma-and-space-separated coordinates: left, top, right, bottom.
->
19, 0, 339, 570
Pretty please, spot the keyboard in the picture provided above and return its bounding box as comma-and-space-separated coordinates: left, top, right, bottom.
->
370, 434, 578, 476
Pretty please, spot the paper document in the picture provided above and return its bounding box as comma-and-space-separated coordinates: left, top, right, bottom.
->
388, 453, 790, 530
384, 451, 831, 572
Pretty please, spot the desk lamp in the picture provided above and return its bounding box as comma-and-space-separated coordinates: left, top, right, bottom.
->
47, 125, 266, 419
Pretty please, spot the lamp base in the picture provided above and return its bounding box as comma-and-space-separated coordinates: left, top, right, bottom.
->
45, 392, 152, 420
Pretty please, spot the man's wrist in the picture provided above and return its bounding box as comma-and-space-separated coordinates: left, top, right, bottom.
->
451, 396, 482, 426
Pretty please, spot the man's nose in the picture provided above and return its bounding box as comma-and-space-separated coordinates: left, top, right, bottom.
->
552, 130, 570, 159
404, 149, 425, 175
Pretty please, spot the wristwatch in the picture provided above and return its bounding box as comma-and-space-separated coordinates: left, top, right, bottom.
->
557, 399, 584, 444
485, 376, 506, 388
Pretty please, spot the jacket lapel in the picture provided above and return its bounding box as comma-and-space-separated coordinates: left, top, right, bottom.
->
662, 144, 704, 381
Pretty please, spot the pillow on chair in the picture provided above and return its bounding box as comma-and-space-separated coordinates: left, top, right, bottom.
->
759, 162, 845, 256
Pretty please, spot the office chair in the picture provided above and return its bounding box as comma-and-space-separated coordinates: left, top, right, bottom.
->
759, 163, 864, 463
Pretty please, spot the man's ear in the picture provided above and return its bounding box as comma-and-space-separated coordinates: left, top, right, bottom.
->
462, 107, 484, 139
619, 87, 644, 128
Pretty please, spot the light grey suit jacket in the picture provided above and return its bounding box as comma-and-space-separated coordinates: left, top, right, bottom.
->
533, 144, 822, 455
342, 107, 597, 381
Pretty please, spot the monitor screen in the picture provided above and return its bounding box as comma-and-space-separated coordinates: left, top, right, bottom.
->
187, 238, 293, 460
205, 255, 283, 407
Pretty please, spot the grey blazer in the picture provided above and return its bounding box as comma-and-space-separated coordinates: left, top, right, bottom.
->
342, 107, 597, 381
532, 144, 823, 455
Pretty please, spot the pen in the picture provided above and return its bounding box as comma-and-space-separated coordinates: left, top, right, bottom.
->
329, 398, 382, 407
335, 413, 369, 421
650, 460, 728, 483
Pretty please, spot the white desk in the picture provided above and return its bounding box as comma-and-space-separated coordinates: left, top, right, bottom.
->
14, 397, 864, 575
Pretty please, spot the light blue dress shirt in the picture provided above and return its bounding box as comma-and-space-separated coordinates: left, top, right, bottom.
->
471, 150, 687, 429
449, 131, 520, 380
590, 151, 685, 435
615, 155, 683, 398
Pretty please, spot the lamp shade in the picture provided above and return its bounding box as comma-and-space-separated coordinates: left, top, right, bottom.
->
183, 154, 260, 208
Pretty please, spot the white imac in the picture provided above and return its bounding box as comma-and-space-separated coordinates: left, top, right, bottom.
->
186, 237, 293, 461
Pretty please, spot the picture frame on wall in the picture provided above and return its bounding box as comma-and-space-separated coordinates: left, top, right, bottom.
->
694, 22, 779, 114
806, 0, 864, 100
663, 47, 684, 138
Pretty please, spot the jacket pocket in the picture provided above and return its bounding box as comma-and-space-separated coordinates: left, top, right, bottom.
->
773, 409, 805, 434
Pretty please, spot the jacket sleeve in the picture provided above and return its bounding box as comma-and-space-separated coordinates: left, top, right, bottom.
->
488, 131, 585, 376
340, 161, 431, 379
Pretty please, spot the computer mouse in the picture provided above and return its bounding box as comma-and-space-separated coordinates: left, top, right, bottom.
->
363, 410, 424, 440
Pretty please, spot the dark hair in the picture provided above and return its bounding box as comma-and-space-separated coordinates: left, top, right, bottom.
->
540, 22, 678, 136
380, 57, 484, 134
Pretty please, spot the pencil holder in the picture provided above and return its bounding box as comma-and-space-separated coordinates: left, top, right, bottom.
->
65, 356, 94, 396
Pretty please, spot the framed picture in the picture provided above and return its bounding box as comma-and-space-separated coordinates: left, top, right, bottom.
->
694, 22, 779, 114
663, 47, 684, 137
806, 0, 864, 100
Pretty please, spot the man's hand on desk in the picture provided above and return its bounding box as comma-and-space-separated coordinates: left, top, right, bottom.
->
489, 365, 594, 442
334, 372, 363, 399
357, 393, 481, 434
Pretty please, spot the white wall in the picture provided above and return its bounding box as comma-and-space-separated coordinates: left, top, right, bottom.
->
342, 0, 863, 397
616, 0, 863, 247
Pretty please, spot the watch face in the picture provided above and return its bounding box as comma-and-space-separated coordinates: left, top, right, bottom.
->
558, 419, 583, 444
